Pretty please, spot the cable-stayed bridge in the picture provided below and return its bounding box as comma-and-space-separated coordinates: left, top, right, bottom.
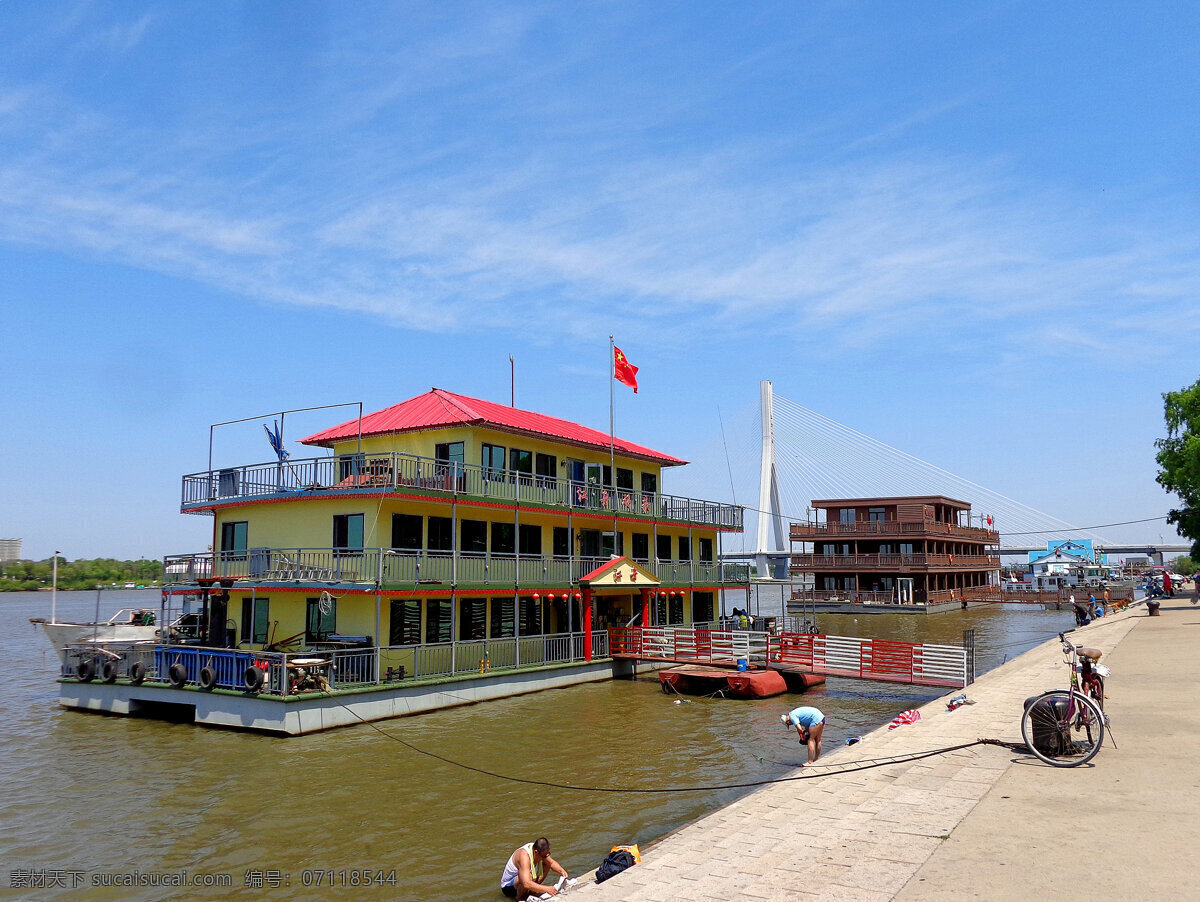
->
670, 382, 1184, 573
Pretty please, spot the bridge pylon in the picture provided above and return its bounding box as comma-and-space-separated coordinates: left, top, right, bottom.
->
755, 381, 788, 579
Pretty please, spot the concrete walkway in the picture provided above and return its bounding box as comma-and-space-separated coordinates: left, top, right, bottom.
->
568, 601, 1200, 901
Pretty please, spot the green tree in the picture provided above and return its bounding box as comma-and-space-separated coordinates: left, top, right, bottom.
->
1156, 378, 1200, 557
1171, 555, 1196, 576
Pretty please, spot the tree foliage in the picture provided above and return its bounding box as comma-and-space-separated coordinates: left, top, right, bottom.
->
0, 556, 163, 592
1171, 555, 1196, 576
1156, 378, 1200, 557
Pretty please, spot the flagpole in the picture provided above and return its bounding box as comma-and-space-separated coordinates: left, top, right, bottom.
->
609, 335, 617, 553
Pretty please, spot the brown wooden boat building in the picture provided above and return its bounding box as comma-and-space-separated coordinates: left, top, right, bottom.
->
790, 495, 1000, 606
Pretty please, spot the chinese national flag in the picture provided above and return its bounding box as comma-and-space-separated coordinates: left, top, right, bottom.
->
614, 346, 639, 393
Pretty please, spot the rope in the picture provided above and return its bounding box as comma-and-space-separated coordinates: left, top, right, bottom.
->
335, 699, 997, 793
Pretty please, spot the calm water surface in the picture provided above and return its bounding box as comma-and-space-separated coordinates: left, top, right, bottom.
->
1, 590, 1074, 900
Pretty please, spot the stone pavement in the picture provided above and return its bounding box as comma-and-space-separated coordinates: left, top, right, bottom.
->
567, 601, 1196, 901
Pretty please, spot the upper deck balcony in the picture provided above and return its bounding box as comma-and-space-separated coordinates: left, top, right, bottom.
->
789, 519, 998, 544
181, 452, 743, 531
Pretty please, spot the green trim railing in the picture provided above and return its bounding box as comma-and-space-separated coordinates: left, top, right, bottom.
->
181, 452, 742, 529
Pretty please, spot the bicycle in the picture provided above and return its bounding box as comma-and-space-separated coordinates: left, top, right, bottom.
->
1020, 631, 1107, 767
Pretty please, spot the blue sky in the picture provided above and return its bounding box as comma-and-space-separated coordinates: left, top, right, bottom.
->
1, 1, 1196, 561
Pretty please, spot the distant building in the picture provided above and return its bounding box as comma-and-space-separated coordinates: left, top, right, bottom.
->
789, 495, 1000, 605
0, 538, 21, 563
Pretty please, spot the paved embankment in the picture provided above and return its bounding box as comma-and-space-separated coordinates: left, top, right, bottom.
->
568, 602, 1197, 901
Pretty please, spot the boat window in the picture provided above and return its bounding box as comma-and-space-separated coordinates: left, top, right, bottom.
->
459, 598, 486, 640
391, 514, 422, 550
678, 536, 691, 561
656, 534, 672, 562
668, 594, 684, 624
518, 523, 542, 555
535, 453, 556, 481
509, 448, 533, 474
699, 537, 713, 563
425, 599, 451, 644
869, 507, 886, 522
579, 529, 601, 558
333, 513, 364, 551
839, 508, 856, 524
632, 532, 649, 562
490, 597, 515, 638
481, 443, 506, 479
616, 467, 634, 490
693, 591, 714, 623
601, 531, 622, 558
427, 517, 453, 551
388, 599, 421, 645
641, 472, 657, 495
220, 521, 248, 560
460, 519, 487, 553
519, 596, 542, 635
552, 527, 571, 558
240, 597, 269, 645
305, 596, 336, 643
491, 522, 515, 555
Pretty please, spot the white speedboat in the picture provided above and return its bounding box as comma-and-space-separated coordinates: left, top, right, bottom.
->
31, 609, 163, 665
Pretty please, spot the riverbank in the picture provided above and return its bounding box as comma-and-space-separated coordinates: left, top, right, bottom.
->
571, 601, 1196, 900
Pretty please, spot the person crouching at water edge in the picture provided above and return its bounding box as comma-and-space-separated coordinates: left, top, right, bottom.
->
782, 706, 825, 765
501, 837, 569, 899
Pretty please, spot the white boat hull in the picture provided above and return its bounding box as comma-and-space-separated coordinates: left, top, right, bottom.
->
37, 622, 160, 665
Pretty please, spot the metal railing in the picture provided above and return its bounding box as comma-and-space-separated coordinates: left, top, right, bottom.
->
182, 451, 743, 529
61, 642, 158, 681
789, 520, 998, 542
790, 553, 1000, 569
163, 548, 741, 588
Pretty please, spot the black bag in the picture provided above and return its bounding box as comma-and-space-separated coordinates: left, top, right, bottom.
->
595, 850, 636, 884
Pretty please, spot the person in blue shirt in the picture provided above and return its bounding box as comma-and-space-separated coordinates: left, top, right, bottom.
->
781, 705, 826, 764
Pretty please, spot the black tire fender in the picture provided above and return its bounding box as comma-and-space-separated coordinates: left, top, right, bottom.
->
129, 662, 147, 685
167, 663, 188, 688
76, 660, 94, 682
243, 665, 265, 693
198, 666, 218, 691
101, 660, 119, 683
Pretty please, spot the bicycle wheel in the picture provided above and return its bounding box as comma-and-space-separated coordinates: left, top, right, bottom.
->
1021, 691, 1105, 767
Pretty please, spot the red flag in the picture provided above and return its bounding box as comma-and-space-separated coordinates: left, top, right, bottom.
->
614, 346, 639, 393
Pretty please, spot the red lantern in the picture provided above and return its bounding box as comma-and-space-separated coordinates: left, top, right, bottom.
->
546, 593, 555, 601
532, 592, 540, 600
574, 592, 582, 600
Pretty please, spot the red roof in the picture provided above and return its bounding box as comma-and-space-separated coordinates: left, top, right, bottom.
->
300, 389, 687, 466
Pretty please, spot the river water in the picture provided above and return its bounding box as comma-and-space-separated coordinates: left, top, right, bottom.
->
1, 590, 1075, 900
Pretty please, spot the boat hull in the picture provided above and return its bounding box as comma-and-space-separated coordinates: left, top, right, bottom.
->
34, 622, 159, 664
659, 664, 801, 699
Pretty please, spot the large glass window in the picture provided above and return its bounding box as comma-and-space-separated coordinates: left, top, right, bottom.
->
389, 599, 421, 645
552, 527, 571, 558
491, 522, 515, 555
490, 597, 515, 638
668, 594, 684, 624
693, 591, 714, 623
518, 523, 542, 555
641, 472, 657, 494
509, 448, 533, 475
678, 536, 691, 561
631, 533, 649, 562
481, 443, 506, 479
305, 596, 336, 643
535, 453, 556, 481
839, 508, 856, 524
240, 597, 268, 644
616, 467, 634, 490
869, 507, 886, 522
425, 599, 451, 644
428, 517, 453, 551
459, 598, 486, 640
461, 519, 487, 553
220, 521, 248, 560
699, 537, 713, 563
333, 513, 364, 551
391, 514, 422, 550
579, 529, 601, 558
519, 597, 542, 635
602, 531, 623, 558
900, 543, 914, 555
657, 534, 672, 561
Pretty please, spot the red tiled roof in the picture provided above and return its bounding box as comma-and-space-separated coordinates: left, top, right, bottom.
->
300, 389, 687, 466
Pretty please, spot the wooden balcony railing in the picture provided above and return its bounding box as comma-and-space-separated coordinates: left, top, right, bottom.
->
789, 520, 998, 543
789, 553, 1001, 571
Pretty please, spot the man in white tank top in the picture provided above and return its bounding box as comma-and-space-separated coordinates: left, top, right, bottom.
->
500, 836, 569, 899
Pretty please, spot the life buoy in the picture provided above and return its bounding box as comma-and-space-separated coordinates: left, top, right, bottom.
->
129, 662, 147, 685
101, 660, 119, 683
243, 665, 265, 693
198, 666, 218, 691
168, 663, 188, 688
76, 660, 94, 682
